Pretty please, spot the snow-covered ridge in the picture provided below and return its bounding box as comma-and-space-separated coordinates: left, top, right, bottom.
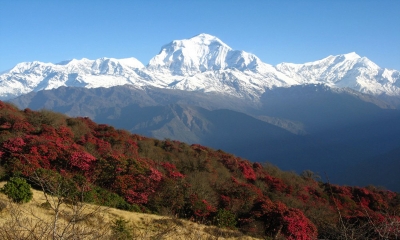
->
1, 33, 400, 100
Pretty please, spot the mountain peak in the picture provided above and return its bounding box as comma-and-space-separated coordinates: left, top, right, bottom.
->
147, 33, 267, 76
185, 33, 230, 48
148, 33, 237, 75
192, 33, 217, 39
341, 52, 361, 61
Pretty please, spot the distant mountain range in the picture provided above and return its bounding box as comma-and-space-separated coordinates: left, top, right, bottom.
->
1, 33, 400, 101
3, 34, 400, 191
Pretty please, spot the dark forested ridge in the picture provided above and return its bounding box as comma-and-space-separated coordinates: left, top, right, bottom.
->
0, 101, 399, 239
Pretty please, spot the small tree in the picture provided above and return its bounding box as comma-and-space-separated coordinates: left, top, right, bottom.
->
1, 177, 33, 203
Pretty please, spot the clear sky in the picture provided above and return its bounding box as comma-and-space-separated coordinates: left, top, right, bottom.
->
1, 0, 399, 72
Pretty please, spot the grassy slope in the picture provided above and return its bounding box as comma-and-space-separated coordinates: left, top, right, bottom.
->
0, 182, 255, 240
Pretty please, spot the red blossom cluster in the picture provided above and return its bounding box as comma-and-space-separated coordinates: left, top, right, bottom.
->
70, 151, 96, 171
161, 162, 185, 179
238, 161, 256, 181
189, 194, 217, 218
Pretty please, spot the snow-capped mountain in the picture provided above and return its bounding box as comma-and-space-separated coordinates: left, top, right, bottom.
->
1, 33, 399, 100
0, 57, 147, 100
276, 52, 400, 96
148, 33, 264, 74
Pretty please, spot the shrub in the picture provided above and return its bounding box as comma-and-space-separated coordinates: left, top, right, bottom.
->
214, 208, 237, 229
1, 177, 33, 203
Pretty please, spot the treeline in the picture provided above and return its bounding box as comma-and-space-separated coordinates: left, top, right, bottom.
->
0, 101, 399, 239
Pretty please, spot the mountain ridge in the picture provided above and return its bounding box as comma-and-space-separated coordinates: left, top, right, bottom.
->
1, 33, 400, 101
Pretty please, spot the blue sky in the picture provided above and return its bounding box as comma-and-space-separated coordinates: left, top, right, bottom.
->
1, 0, 399, 72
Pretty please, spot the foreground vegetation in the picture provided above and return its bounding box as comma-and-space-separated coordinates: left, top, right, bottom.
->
0, 101, 399, 239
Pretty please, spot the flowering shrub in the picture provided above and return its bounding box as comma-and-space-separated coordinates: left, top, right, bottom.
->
238, 161, 256, 181
261, 174, 289, 192
161, 162, 185, 179
113, 167, 163, 204
189, 194, 216, 218
3, 137, 26, 152
283, 208, 318, 240
69, 151, 96, 171
250, 198, 317, 239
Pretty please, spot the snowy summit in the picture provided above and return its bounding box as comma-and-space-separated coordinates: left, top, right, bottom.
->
148, 33, 262, 75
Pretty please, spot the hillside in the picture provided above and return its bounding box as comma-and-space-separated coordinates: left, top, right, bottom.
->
10, 84, 400, 190
0, 101, 399, 239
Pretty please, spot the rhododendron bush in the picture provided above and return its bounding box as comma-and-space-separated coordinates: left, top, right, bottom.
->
0, 101, 399, 239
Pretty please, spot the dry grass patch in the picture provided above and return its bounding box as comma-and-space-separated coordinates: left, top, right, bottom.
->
0, 182, 256, 239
